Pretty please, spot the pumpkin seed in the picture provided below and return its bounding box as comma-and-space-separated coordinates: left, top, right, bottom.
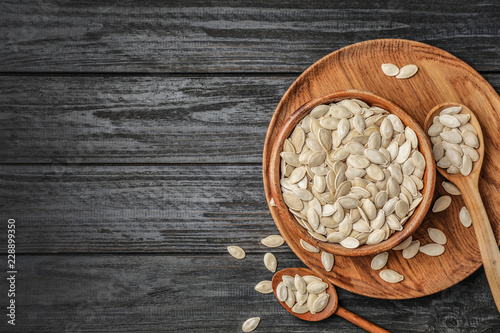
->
459, 206, 472, 227
321, 251, 335, 271
227, 245, 245, 259
420, 243, 445, 256
340, 237, 360, 249
463, 131, 479, 148
439, 114, 461, 128
460, 154, 473, 176
292, 303, 309, 314
282, 275, 296, 290
380, 118, 394, 139
396, 64, 418, 79
428, 122, 445, 136
285, 289, 296, 308
289, 167, 306, 183
366, 229, 386, 245
295, 290, 307, 306
433, 142, 445, 161
327, 231, 346, 243
307, 281, 329, 294
277, 282, 288, 301
446, 149, 462, 168
455, 113, 470, 125
254, 280, 273, 294
310, 104, 330, 118
392, 236, 413, 250
395, 200, 409, 218
437, 156, 451, 168
379, 269, 404, 283
264, 252, 277, 272
321, 117, 339, 130
402, 240, 420, 259
432, 196, 452, 213
280, 152, 301, 167
371, 252, 389, 270
381, 63, 399, 76
370, 210, 386, 230
312, 294, 330, 313
300, 239, 320, 253
440, 106, 462, 115
386, 214, 403, 231
338, 196, 361, 209
291, 126, 306, 153
387, 114, 404, 132
440, 131, 462, 144
330, 105, 352, 119
306, 293, 318, 313
461, 145, 479, 162
242, 317, 261, 332
261, 235, 285, 248
428, 227, 447, 245
303, 275, 322, 285
442, 181, 461, 195
283, 192, 303, 211
294, 274, 307, 294
396, 141, 412, 164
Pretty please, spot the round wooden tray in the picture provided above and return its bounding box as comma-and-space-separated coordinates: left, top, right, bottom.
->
262, 39, 500, 299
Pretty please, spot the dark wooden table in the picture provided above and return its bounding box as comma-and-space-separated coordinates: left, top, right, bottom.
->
1, 1, 500, 332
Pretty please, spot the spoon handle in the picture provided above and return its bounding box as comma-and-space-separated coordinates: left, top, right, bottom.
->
336, 307, 391, 333
461, 183, 500, 313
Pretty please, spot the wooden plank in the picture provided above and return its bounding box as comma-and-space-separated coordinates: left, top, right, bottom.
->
1, 0, 499, 72
0, 75, 293, 163
0, 253, 499, 332
0, 164, 280, 253
1, 74, 499, 164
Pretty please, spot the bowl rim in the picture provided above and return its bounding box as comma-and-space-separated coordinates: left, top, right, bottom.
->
268, 89, 436, 256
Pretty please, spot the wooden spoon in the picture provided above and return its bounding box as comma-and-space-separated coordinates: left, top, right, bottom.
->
424, 103, 500, 312
272, 268, 390, 332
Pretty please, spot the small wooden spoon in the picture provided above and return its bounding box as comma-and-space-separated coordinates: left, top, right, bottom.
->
272, 268, 390, 332
424, 103, 500, 312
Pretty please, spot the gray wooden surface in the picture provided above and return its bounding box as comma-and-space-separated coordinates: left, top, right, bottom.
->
1, 1, 500, 332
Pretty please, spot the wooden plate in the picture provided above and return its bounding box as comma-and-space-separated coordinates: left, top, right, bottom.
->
262, 39, 500, 299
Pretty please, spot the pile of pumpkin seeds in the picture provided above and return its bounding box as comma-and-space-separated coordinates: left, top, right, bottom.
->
428, 106, 479, 176
280, 99, 426, 249
276, 274, 330, 314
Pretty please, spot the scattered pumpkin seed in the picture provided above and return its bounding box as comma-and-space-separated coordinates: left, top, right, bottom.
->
420, 243, 446, 256
432, 196, 452, 213
227, 245, 245, 259
379, 269, 404, 283
264, 252, 277, 272
459, 206, 472, 227
261, 235, 285, 248
254, 280, 273, 294
371, 252, 389, 270
242, 317, 261, 332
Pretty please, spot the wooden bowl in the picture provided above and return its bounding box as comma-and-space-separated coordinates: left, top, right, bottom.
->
268, 89, 436, 256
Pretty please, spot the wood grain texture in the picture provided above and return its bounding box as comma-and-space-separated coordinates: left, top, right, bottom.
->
0, 75, 292, 163
0, 74, 499, 164
0, 164, 280, 253
262, 39, 500, 299
0, 0, 499, 72
0, 253, 499, 332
